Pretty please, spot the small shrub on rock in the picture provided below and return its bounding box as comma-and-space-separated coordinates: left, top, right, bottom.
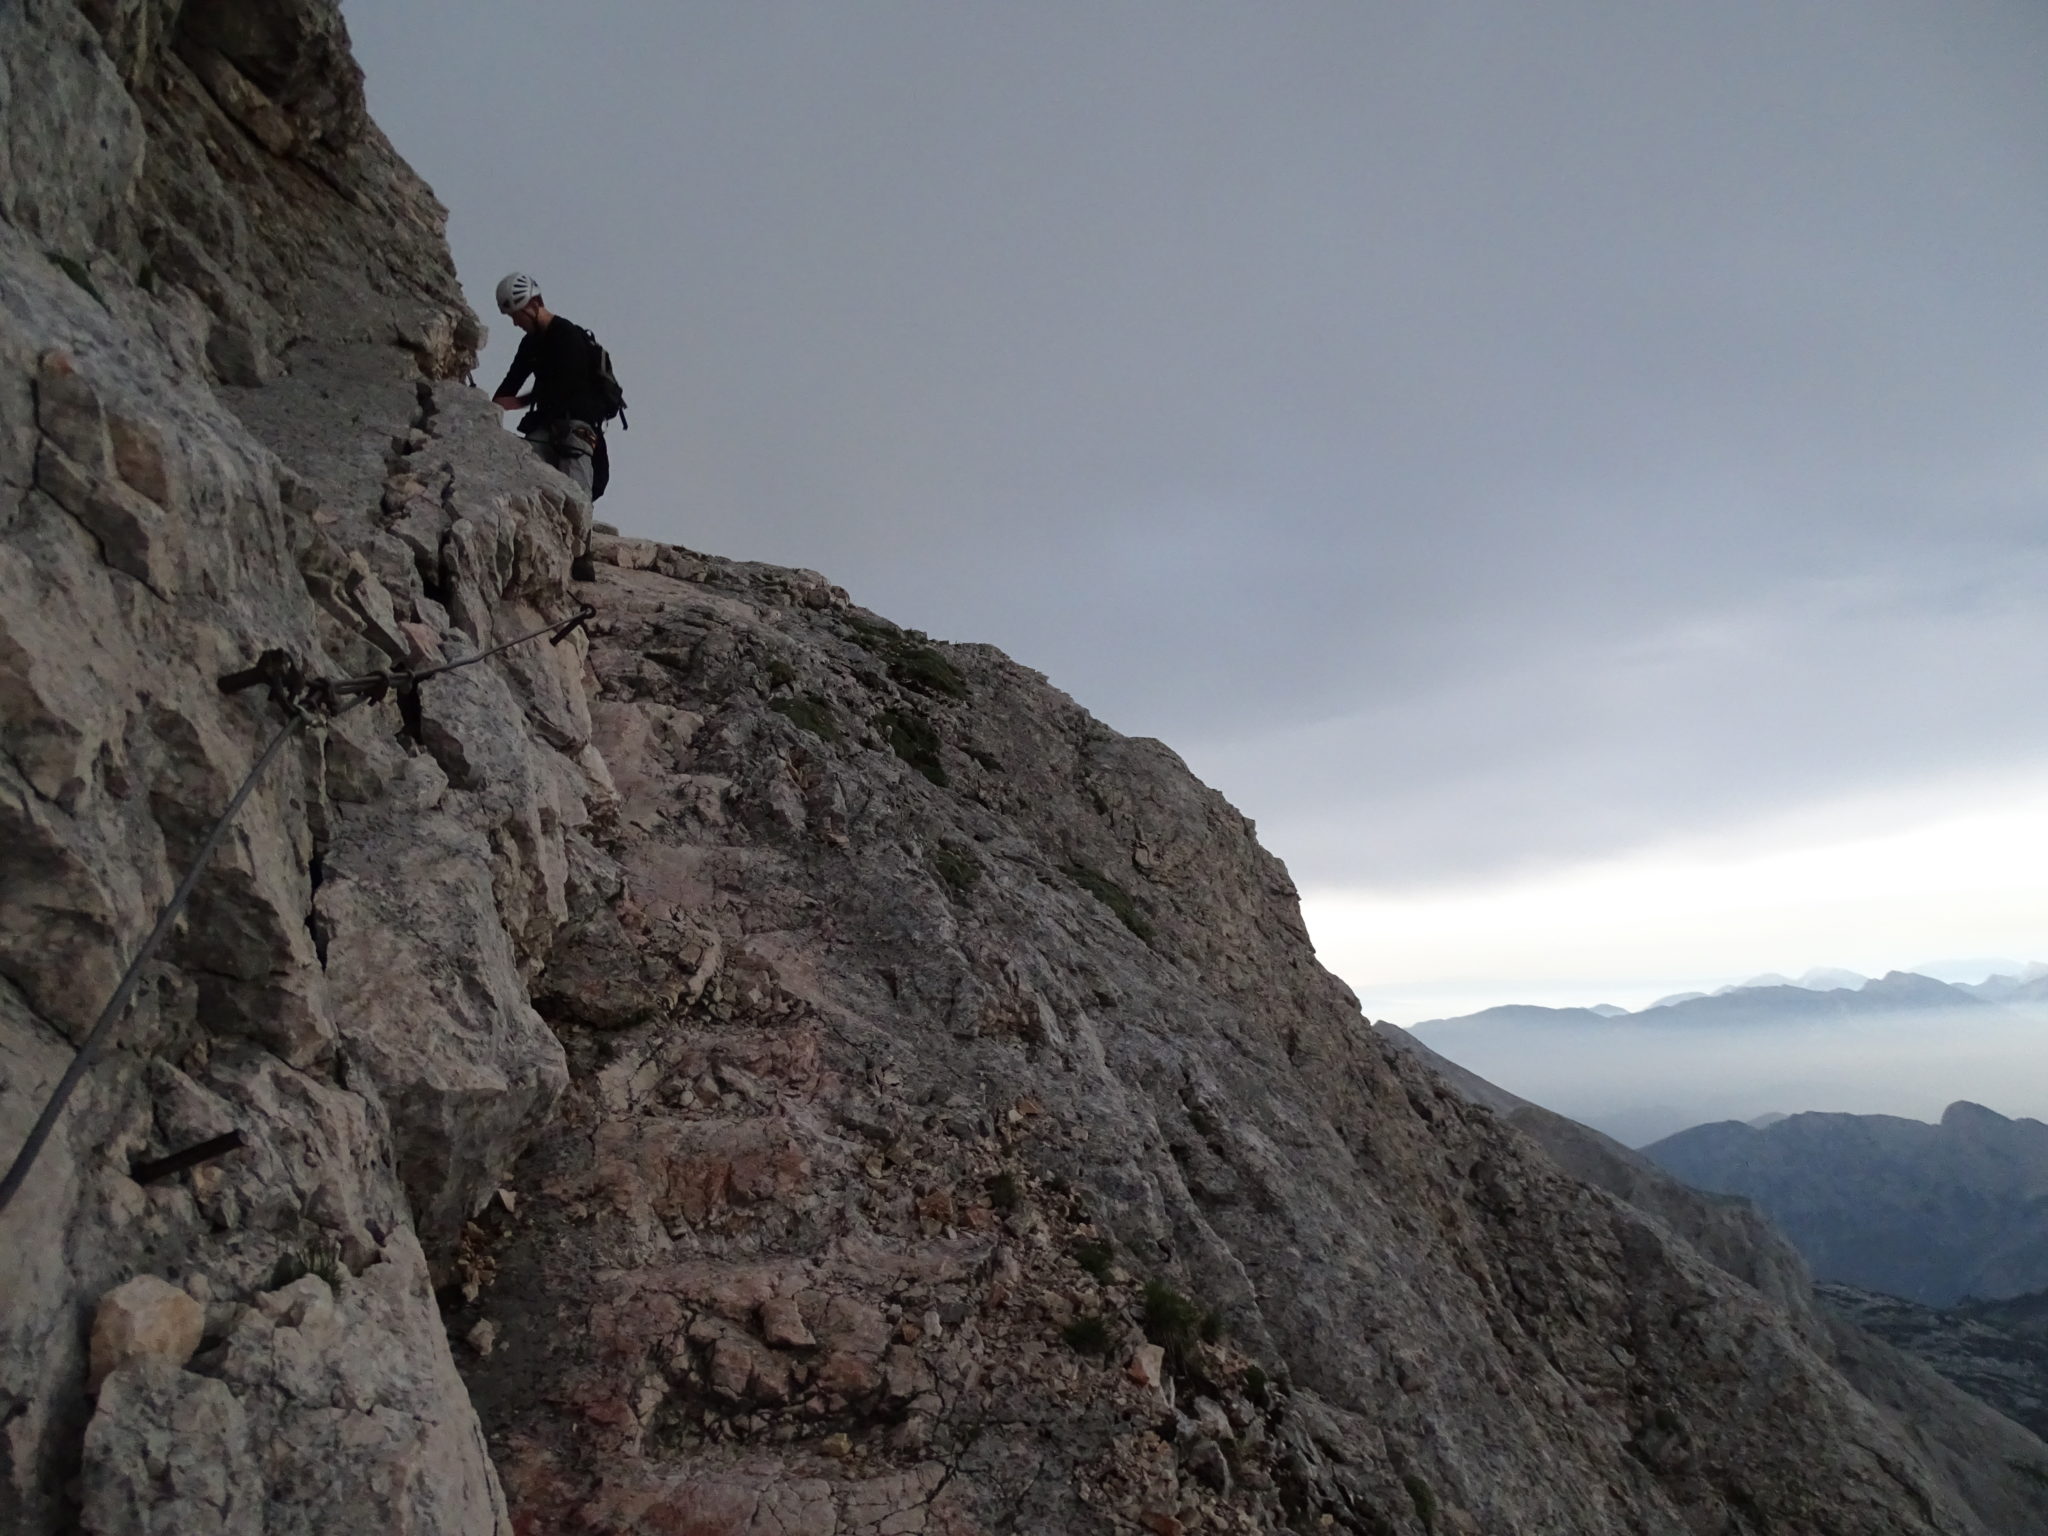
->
1062, 1315, 1112, 1355
1073, 1239, 1115, 1281
1142, 1280, 1206, 1369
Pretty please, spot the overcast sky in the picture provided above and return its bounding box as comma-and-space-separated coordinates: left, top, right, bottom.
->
344, 1, 2048, 1023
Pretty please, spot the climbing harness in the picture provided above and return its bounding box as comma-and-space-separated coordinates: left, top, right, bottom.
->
0, 603, 593, 1217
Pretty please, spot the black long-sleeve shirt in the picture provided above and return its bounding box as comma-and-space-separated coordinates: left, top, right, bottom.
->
494, 316, 608, 432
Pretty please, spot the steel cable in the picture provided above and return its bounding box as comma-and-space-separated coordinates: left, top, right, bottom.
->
0, 602, 593, 1217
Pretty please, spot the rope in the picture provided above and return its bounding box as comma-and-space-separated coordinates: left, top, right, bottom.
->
0, 602, 594, 1217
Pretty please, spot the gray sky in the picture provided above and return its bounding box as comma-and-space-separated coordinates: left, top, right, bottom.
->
343, 1, 2048, 1019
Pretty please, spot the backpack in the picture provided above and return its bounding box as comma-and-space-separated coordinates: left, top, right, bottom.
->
576, 323, 628, 429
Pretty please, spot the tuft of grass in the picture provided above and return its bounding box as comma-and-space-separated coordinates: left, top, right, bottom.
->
1062, 864, 1154, 942
879, 710, 948, 785
843, 614, 902, 647
769, 694, 841, 743
271, 1234, 346, 1292
842, 614, 968, 699
763, 658, 798, 690
930, 843, 980, 893
888, 645, 967, 699
1073, 1239, 1115, 1281
1141, 1279, 1207, 1370
47, 251, 107, 309
1242, 1364, 1270, 1405
987, 1171, 1021, 1211
1062, 1315, 1112, 1355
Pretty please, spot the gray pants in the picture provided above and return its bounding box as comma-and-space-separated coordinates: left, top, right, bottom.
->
524, 421, 596, 498
525, 421, 596, 573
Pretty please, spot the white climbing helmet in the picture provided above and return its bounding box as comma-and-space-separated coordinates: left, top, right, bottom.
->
495, 271, 542, 315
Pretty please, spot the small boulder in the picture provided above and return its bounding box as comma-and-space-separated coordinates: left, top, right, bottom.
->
709, 1337, 756, 1401
816, 1350, 880, 1397
89, 1276, 205, 1391
759, 1296, 815, 1348
1127, 1343, 1167, 1394
1190, 1395, 1235, 1442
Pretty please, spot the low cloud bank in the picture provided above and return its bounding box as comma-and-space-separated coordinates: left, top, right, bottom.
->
1411, 974, 2048, 1146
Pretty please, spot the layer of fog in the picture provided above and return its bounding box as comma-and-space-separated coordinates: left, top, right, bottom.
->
1412, 1008, 2048, 1148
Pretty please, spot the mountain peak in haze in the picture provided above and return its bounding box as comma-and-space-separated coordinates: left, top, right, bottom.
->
1645, 1102, 2048, 1305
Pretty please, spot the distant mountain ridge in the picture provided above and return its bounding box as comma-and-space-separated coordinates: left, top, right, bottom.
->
1416, 967, 2046, 1034
1405, 966, 2048, 1144
1643, 1102, 2048, 1305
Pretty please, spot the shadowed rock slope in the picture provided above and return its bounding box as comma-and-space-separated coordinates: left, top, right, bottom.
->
1382, 1027, 2048, 1535
1818, 1284, 2048, 1443
3, 3, 2047, 1533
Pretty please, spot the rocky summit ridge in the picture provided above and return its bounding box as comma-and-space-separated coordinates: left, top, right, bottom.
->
3, 4, 2047, 1533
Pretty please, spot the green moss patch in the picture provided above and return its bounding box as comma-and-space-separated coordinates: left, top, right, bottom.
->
842, 614, 969, 699
769, 694, 841, 743
888, 646, 967, 699
879, 710, 948, 785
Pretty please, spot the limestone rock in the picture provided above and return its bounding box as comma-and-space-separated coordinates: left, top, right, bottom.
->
759, 1296, 815, 1348
89, 1276, 204, 1392
81, 1357, 263, 1536
1127, 1344, 1167, 1394
460, 539, 2048, 1536
3, 4, 2046, 1536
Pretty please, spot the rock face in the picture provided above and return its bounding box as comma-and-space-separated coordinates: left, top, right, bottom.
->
2, 3, 2047, 1534
2, 3, 563, 1531
1386, 1026, 2048, 1536
1818, 1283, 2048, 1443
1644, 1102, 2048, 1304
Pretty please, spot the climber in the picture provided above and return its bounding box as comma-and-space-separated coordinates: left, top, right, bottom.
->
491, 270, 624, 582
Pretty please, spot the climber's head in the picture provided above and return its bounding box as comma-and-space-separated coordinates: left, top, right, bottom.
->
495, 271, 548, 332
